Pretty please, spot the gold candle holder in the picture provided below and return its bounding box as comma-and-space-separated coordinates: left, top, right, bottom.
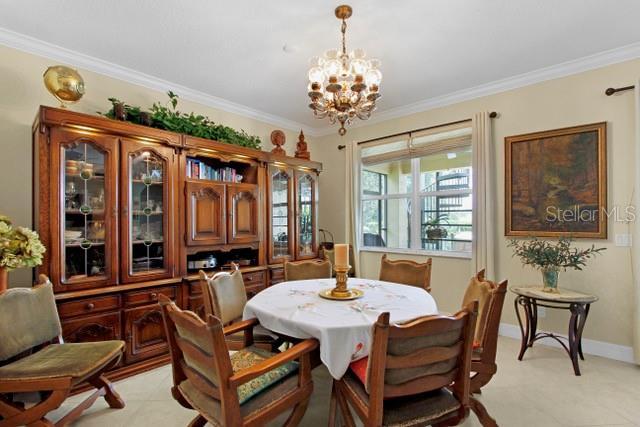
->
319, 265, 364, 300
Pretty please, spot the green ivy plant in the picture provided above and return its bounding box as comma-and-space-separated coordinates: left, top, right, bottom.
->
100, 91, 261, 149
508, 237, 605, 271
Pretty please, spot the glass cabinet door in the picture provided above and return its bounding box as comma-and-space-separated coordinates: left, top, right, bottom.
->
53, 128, 118, 291
268, 165, 294, 263
295, 171, 318, 259
121, 139, 176, 283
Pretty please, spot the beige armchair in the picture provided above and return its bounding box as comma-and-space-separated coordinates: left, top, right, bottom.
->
200, 267, 280, 351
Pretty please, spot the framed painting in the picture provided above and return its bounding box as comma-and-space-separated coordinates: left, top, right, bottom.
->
505, 122, 607, 238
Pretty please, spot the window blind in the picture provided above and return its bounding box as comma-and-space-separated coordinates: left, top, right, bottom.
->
360, 120, 472, 166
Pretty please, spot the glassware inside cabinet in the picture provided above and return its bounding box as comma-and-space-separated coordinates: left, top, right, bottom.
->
271, 169, 291, 259
297, 173, 315, 257
129, 151, 165, 273
62, 142, 107, 280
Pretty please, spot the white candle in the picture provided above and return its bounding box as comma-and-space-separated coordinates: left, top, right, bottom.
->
334, 243, 349, 268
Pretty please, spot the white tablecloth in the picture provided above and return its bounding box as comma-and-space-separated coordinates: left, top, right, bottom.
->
242, 278, 438, 379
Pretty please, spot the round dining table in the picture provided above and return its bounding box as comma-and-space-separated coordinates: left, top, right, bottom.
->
242, 278, 438, 379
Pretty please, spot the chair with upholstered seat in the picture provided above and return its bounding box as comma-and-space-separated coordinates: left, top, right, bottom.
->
0, 275, 125, 427
378, 254, 433, 292
329, 303, 478, 427
159, 295, 318, 427
461, 270, 507, 425
200, 267, 280, 351
283, 259, 332, 282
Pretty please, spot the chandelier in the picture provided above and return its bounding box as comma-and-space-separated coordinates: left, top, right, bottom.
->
307, 5, 382, 136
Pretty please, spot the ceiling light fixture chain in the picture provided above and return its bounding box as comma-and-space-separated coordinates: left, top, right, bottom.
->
307, 4, 382, 136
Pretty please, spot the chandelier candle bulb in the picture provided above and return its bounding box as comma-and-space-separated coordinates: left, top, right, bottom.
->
334, 243, 349, 268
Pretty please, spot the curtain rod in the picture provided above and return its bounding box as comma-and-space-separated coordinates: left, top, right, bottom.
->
337, 111, 498, 150
605, 85, 635, 96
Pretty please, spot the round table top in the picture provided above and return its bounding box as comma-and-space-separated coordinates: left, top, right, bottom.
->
510, 286, 598, 304
243, 278, 438, 379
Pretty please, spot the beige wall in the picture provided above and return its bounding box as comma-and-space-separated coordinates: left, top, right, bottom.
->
311, 58, 640, 348
0, 44, 309, 286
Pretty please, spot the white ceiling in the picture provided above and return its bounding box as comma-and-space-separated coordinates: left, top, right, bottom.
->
1, 0, 640, 134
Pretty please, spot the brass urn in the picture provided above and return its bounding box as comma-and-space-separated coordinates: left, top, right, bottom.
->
43, 65, 85, 108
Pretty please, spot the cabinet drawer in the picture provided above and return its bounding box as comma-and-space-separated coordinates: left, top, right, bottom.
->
242, 271, 265, 286
61, 311, 122, 343
245, 282, 266, 299
58, 295, 121, 319
270, 267, 284, 285
124, 286, 177, 307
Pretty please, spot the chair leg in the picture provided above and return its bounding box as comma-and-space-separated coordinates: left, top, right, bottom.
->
187, 414, 207, 427
470, 396, 498, 427
328, 382, 338, 427
89, 375, 125, 409
0, 389, 67, 427
335, 384, 355, 427
282, 398, 309, 427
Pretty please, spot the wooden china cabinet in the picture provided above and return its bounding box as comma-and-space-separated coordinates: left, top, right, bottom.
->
266, 158, 320, 286
32, 106, 321, 384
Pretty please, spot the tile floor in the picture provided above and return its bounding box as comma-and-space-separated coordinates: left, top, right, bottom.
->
47, 337, 640, 426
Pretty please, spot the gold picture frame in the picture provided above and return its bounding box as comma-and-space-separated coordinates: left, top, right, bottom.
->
505, 122, 607, 238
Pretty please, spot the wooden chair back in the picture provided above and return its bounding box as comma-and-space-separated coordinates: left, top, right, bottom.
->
366, 302, 478, 409
159, 295, 234, 406
0, 275, 61, 362
199, 265, 247, 326
378, 254, 432, 292
284, 259, 332, 281
461, 270, 507, 358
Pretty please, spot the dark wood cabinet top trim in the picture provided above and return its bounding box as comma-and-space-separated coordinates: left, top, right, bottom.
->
38, 106, 181, 146
37, 106, 322, 170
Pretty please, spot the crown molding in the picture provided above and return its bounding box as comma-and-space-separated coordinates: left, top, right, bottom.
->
3, 25, 640, 139
315, 41, 640, 137
0, 27, 323, 137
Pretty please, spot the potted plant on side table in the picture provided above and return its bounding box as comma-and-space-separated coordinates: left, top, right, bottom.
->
0, 215, 46, 291
508, 237, 605, 293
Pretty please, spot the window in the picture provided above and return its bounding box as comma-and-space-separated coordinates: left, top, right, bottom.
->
359, 122, 473, 255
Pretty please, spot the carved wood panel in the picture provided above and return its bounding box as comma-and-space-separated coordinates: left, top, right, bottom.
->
186, 181, 226, 246
227, 184, 260, 244
124, 304, 169, 363
61, 311, 121, 343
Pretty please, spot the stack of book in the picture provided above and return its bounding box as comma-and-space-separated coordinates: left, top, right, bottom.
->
186, 158, 238, 182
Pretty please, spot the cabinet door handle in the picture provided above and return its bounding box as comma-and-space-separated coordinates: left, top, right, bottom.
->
150, 292, 158, 300
85, 303, 95, 310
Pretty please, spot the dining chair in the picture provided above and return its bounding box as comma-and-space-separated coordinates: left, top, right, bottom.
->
378, 254, 433, 292
320, 245, 357, 277
199, 267, 280, 351
283, 259, 332, 281
158, 295, 318, 427
461, 270, 507, 425
0, 275, 125, 427
329, 302, 479, 427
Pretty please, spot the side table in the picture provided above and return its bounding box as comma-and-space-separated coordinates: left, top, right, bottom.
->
511, 286, 598, 376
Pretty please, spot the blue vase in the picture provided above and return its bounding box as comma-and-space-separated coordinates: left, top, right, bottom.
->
542, 268, 559, 292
